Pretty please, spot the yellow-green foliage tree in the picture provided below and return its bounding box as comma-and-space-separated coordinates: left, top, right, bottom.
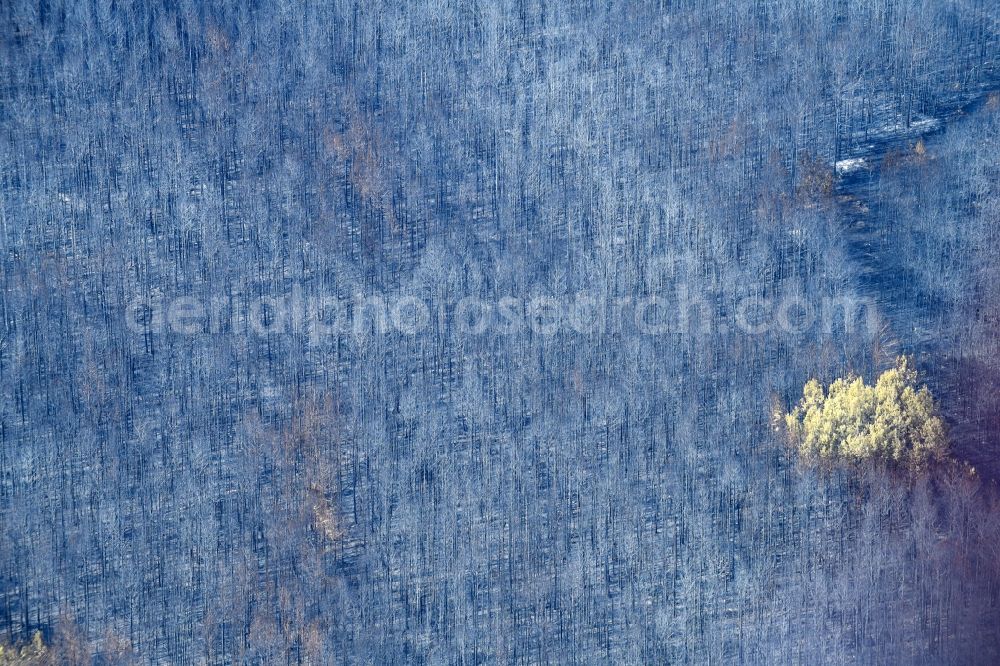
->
781, 357, 948, 470
0, 632, 48, 665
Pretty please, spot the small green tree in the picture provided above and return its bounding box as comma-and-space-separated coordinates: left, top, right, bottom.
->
780, 357, 948, 470
0, 632, 48, 665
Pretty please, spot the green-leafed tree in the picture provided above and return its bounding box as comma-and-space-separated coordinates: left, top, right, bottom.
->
781, 357, 948, 470
0, 633, 48, 666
